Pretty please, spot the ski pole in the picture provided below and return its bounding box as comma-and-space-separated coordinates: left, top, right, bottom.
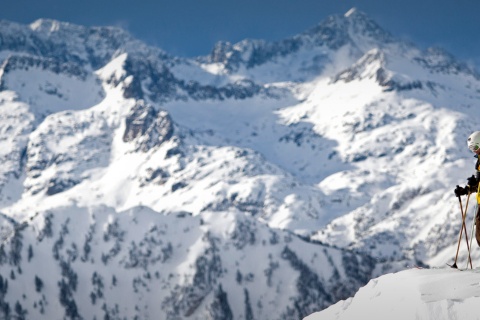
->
462, 192, 474, 269
466, 202, 478, 269
452, 192, 473, 269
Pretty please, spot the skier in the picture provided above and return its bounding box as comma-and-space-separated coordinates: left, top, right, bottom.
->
454, 131, 480, 245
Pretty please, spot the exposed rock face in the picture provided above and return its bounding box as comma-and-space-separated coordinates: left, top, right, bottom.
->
123, 100, 174, 152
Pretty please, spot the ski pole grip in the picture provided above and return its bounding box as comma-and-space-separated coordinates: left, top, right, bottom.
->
455, 185, 461, 198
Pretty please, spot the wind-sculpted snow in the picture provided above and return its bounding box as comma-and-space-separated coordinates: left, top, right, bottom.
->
305, 268, 480, 320
25, 107, 113, 196
0, 54, 105, 115
0, 93, 34, 206
0, 7, 480, 320
0, 206, 375, 320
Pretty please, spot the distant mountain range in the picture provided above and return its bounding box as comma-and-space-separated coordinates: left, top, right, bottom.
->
0, 7, 479, 320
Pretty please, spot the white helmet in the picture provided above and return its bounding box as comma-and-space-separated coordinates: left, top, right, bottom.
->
467, 131, 480, 153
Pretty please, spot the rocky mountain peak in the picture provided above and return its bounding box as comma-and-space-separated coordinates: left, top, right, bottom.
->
0, 18, 171, 70
343, 8, 391, 37
302, 8, 393, 48
201, 9, 397, 74
29, 18, 81, 34
415, 46, 479, 78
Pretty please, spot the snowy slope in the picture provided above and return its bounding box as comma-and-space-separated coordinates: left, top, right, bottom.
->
304, 268, 480, 320
0, 7, 480, 320
0, 205, 376, 319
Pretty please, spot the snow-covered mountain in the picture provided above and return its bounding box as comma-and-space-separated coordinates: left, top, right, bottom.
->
0, 7, 479, 319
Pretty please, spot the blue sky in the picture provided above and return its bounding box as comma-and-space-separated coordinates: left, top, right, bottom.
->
2, 0, 479, 67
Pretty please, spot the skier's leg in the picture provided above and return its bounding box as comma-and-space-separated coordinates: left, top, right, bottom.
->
476, 203, 480, 246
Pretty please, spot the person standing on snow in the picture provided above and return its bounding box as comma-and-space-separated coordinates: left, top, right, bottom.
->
454, 131, 480, 245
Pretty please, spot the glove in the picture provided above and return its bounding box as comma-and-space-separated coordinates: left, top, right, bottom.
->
467, 175, 478, 187
466, 175, 479, 194
454, 185, 467, 197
